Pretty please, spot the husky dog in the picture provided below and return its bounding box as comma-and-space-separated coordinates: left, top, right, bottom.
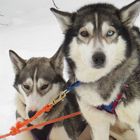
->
9, 49, 86, 140
51, 0, 140, 140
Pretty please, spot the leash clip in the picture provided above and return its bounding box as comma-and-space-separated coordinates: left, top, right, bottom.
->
51, 91, 67, 106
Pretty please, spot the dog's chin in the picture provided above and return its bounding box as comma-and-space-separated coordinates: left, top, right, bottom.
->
76, 63, 114, 83
92, 64, 105, 69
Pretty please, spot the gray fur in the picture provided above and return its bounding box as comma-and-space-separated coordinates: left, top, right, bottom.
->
51, 0, 140, 140
9, 49, 86, 140
51, 0, 140, 104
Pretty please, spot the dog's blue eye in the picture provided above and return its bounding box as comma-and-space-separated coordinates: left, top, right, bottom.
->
106, 30, 115, 37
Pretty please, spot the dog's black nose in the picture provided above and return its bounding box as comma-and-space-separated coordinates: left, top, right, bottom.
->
92, 52, 105, 68
28, 111, 37, 118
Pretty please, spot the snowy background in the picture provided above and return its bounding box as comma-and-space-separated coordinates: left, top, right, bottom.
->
0, 0, 139, 139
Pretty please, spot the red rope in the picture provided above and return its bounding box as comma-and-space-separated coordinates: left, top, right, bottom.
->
0, 82, 82, 139
0, 111, 81, 139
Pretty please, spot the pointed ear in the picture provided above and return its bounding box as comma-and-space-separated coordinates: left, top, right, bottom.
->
50, 8, 74, 33
51, 47, 64, 76
9, 50, 26, 74
120, 0, 140, 27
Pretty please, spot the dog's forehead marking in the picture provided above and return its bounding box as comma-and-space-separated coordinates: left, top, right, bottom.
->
24, 78, 33, 85
33, 68, 38, 87
95, 13, 98, 30
38, 78, 48, 87
102, 22, 110, 35
34, 68, 37, 78
84, 22, 94, 35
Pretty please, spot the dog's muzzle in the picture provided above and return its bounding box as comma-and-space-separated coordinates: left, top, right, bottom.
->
28, 111, 37, 118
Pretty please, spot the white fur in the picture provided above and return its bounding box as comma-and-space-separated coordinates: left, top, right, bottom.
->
78, 22, 94, 44
95, 13, 98, 29
75, 71, 140, 140
68, 21, 139, 140
78, 100, 115, 140
102, 22, 117, 39
110, 129, 136, 140
17, 69, 61, 125
15, 131, 34, 140
116, 100, 140, 140
69, 21, 126, 83
83, 22, 94, 36
15, 93, 26, 119
18, 83, 60, 124
49, 126, 71, 140
120, 1, 140, 27
69, 35, 126, 83
52, 11, 72, 33
75, 83, 122, 140
77, 82, 122, 106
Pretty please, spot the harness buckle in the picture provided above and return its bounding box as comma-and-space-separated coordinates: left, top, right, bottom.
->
51, 91, 67, 106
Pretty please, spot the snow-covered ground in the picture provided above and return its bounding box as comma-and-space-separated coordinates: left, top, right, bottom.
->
0, 0, 139, 139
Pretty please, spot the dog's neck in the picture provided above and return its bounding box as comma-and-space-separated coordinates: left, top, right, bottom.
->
94, 49, 138, 99
69, 49, 138, 102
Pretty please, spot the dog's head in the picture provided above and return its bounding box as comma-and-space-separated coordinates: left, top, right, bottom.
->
51, 0, 140, 83
9, 48, 64, 122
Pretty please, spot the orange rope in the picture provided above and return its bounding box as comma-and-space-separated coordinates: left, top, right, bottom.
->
0, 82, 81, 139
14, 104, 53, 129
0, 111, 81, 139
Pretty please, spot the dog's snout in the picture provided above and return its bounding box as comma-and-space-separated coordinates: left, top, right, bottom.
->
92, 52, 105, 68
28, 111, 37, 118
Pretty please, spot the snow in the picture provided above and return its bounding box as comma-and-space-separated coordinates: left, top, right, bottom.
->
0, 0, 139, 139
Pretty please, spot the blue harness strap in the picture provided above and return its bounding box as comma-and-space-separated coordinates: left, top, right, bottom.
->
66, 81, 81, 92
97, 93, 123, 115
69, 81, 125, 115
66, 81, 124, 115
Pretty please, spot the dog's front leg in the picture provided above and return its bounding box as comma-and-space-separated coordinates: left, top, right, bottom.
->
78, 101, 115, 140
134, 125, 140, 140
91, 121, 110, 140
15, 131, 35, 140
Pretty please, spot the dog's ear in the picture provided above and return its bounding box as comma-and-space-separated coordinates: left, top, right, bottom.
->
9, 50, 26, 74
119, 0, 140, 27
51, 47, 64, 76
50, 8, 74, 33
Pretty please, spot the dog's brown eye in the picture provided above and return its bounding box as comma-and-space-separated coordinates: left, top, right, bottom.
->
80, 31, 89, 37
106, 30, 115, 37
23, 84, 30, 91
40, 84, 49, 90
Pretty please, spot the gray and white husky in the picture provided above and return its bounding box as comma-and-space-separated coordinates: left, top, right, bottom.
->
9, 49, 86, 140
51, 0, 140, 140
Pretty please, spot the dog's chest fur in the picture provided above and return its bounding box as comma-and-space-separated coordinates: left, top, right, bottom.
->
76, 82, 121, 106
74, 82, 120, 126
49, 126, 71, 140
116, 100, 140, 127
76, 81, 140, 127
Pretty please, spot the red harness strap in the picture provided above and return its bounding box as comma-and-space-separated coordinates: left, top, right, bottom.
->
97, 84, 128, 115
